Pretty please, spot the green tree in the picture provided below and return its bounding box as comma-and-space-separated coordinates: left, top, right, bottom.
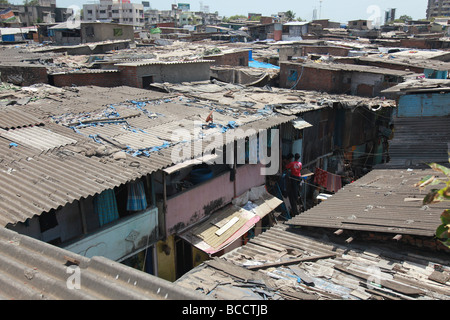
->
23, 0, 39, 5
229, 15, 247, 21
393, 14, 413, 23
285, 10, 296, 22
0, 0, 10, 5
416, 158, 450, 248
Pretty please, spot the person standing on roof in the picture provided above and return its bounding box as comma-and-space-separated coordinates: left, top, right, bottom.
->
286, 153, 302, 215
286, 153, 302, 179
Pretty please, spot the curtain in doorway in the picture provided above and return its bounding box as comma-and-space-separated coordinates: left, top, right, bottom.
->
127, 179, 147, 211
94, 189, 120, 226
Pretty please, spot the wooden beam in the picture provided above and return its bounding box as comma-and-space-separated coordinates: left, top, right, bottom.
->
333, 264, 425, 296
246, 253, 336, 270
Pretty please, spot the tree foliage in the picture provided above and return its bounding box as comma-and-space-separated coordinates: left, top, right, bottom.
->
416, 158, 450, 248
393, 14, 413, 23
23, 0, 39, 5
222, 15, 247, 22
285, 10, 296, 22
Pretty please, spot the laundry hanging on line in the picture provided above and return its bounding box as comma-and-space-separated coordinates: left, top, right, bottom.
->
314, 168, 342, 193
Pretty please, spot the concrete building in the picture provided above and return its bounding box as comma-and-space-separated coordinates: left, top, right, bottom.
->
116, 60, 212, 89
278, 44, 350, 62
80, 22, 134, 43
83, 0, 144, 27
0, 0, 72, 27
427, 0, 450, 20
347, 19, 373, 30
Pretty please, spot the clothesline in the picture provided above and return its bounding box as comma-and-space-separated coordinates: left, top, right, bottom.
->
287, 170, 343, 192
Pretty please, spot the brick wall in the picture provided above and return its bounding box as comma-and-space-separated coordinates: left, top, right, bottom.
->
205, 50, 249, 67
360, 60, 424, 74
0, 64, 48, 86
51, 71, 122, 87
302, 46, 350, 57
280, 63, 345, 93
117, 65, 140, 87
399, 38, 442, 50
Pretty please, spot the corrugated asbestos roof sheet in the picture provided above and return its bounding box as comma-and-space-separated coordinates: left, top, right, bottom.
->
0, 227, 206, 300
0, 126, 78, 151
0, 109, 43, 129
116, 59, 214, 67
176, 224, 450, 300
286, 168, 446, 237
0, 84, 392, 229
282, 61, 417, 77
0, 89, 295, 228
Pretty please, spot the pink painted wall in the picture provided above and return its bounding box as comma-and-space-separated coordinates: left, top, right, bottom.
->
235, 163, 266, 196
165, 163, 266, 235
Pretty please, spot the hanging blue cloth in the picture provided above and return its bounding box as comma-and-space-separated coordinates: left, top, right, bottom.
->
94, 189, 119, 226
127, 180, 147, 211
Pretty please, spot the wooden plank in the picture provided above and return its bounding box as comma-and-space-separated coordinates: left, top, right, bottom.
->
215, 216, 239, 236
333, 264, 425, 296
278, 288, 318, 300
205, 258, 256, 281
288, 265, 315, 286
365, 288, 401, 300
249, 238, 287, 252
246, 253, 337, 270
428, 270, 450, 285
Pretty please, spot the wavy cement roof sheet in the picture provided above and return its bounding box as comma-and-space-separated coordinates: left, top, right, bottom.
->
0, 227, 206, 300
286, 167, 446, 237
0, 105, 294, 228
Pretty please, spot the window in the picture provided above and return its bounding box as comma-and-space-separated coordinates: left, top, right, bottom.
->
87, 10, 92, 14
113, 28, 123, 36
86, 26, 94, 37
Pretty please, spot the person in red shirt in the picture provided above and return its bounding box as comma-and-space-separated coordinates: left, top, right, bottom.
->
286, 153, 302, 215
286, 153, 302, 178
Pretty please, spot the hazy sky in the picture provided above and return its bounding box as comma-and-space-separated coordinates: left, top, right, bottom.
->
10, 0, 429, 23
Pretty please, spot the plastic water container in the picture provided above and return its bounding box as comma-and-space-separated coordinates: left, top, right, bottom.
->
190, 168, 213, 184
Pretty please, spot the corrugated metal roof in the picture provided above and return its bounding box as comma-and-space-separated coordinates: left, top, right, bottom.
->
0, 227, 207, 300
388, 116, 450, 166
287, 168, 446, 237
176, 224, 450, 300
179, 188, 283, 255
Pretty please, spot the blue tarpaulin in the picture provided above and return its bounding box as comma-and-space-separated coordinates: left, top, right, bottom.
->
248, 50, 280, 69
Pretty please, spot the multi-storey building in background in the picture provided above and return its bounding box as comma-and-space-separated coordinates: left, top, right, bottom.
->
0, 0, 72, 27
83, 0, 144, 27
427, 0, 450, 20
